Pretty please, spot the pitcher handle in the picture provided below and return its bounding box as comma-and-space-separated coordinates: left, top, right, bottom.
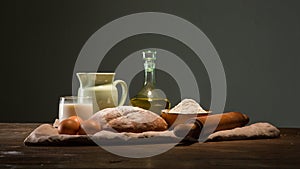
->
112, 80, 128, 106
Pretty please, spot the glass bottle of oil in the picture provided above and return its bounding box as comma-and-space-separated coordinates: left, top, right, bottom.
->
130, 50, 171, 115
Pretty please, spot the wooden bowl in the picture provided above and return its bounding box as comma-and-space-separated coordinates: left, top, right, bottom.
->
161, 109, 210, 128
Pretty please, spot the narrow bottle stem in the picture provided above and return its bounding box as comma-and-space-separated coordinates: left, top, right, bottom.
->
144, 69, 156, 86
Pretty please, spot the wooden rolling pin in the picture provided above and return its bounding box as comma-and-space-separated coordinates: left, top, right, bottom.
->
173, 112, 249, 140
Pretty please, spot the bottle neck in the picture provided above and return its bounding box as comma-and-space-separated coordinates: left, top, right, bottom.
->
142, 50, 157, 87
144, 69, 156, 86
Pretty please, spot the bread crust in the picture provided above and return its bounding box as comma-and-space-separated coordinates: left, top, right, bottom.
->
90, 106, 168, 133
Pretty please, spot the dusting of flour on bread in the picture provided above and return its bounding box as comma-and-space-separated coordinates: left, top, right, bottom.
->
169, 99, 207, 114
89, 106, 168, 133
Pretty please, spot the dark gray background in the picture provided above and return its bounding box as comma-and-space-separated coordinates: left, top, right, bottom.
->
2, 0, 299, 127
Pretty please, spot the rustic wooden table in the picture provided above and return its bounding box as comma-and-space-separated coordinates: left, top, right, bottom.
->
0, 123, 299, 169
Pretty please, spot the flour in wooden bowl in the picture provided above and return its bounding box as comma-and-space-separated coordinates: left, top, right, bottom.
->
169, 99, 207, 114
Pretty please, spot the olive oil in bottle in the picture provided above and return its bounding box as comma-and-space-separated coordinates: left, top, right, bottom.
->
130, 50, 171, 115
131, 97, 171, 115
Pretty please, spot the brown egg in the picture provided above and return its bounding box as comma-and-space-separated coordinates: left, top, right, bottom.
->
58, 119, 80, 135
77, 120, 101, 135
68, 116, 83, 124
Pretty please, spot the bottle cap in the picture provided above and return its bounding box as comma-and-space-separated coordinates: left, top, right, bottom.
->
143, 50, 156, 61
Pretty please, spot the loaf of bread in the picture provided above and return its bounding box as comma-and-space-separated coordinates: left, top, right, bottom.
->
89, 106, 168, 133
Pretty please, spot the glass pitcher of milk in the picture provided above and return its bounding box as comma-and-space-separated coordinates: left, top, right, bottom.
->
77, 73, 128, 113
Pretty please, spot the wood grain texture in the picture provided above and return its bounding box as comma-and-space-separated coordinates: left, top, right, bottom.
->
0, 123, 299, 169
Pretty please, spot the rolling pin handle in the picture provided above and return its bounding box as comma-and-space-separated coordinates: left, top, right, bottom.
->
173, 118, 203, 140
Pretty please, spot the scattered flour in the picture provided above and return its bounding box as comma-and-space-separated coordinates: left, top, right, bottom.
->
169, 99, 207, 114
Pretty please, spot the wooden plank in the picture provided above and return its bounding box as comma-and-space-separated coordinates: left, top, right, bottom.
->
0, 123, 299, 169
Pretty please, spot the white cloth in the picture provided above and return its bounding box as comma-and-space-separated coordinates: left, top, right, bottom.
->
24, 122, 280, 146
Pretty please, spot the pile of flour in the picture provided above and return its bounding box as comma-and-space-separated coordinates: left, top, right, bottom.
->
169, 99, 207, 114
